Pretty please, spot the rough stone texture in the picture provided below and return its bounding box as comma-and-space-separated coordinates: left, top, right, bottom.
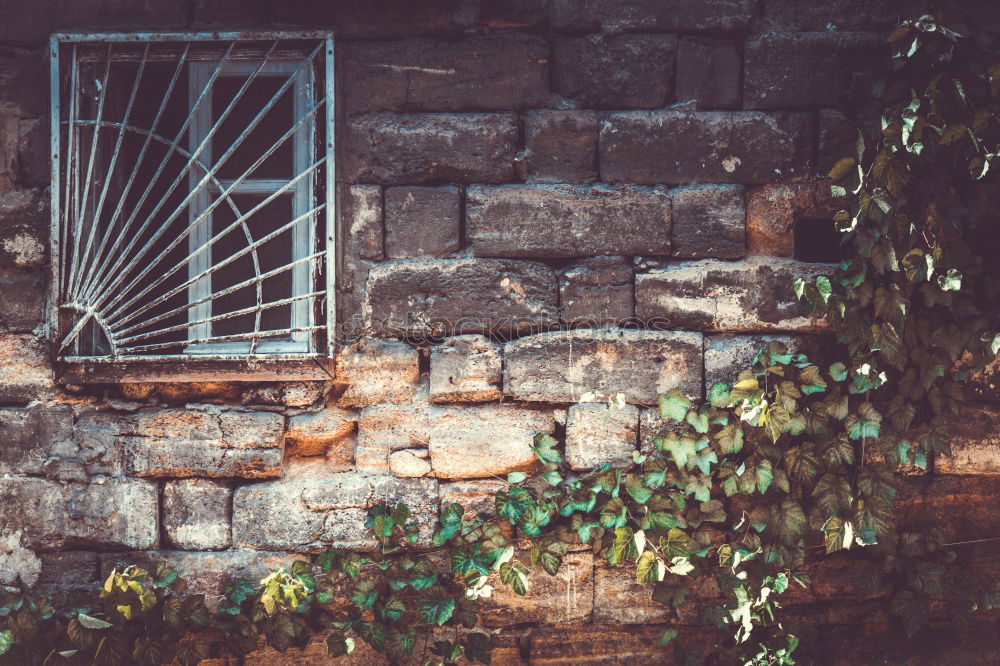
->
0, 334, 52, 404
937, 406, 1000, 475
745, 32, 880, 109
37, 551, 99, 585
669, 184, 745, 259
232, 472, 439, 551
162, 479, 232, 551
636, 259, 831, 331
0, 530, 41, 588
123, 409, 285, 479
759, 0, 932, 31
481, 551, 594, 625
559, 257, 634, 326
0, 271, 47, 333
601, 111, 813, 184
549, 0, 755, 32
819, 108, 859, 174
591, 562, 672, 624
0, 404, 73, 475
100, 550, 298, 611
335, 337, 420, 408
0, 189, 47, 268
384, 186, 461, 259
746, 183, 831, 257
553, 34, 677, 109
675, 37, 742, 110
389, 448, 432, 477
0, 49, 53, 116
0, 476, 158, 550
0, 1, 188, 46
524, 110, 598, 184
429, 334, 503, 403
344, 113, 518, 184
346, 185, 384, 261
504, 329, 704, 404
565, 403, 639, 471
439, 480, 508, 520
704, 334, 826, 388
363, 259, 559, 337
428, 404, 556, 479
285, 408, 357, 459
342, 34, 549, 114
466, 184, 672, 258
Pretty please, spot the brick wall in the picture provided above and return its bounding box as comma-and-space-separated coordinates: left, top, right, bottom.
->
1, 0, 999, 662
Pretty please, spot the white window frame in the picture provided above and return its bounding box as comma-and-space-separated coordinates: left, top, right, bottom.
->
49, 31, 336, 366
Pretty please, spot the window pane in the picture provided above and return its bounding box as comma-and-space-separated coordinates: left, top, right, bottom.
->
211, 75, 295, 180
210, 194, 296, 338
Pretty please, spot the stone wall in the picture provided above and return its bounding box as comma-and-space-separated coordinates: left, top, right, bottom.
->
1, 0, 999, 663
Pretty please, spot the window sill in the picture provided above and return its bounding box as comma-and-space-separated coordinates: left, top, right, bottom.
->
58, 355, 333, 384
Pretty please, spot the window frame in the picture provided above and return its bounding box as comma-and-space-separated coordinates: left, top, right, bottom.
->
48, 31, 336, 382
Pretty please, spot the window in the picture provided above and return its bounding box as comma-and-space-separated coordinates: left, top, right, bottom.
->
49, 32, 334, 366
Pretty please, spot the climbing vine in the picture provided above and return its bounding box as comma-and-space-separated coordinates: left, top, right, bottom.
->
2, 14, 999, 666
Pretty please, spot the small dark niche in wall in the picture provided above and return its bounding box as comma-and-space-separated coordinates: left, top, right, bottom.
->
795, 217, 847, 263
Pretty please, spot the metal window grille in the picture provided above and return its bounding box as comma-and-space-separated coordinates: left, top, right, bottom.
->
49, 32, 334, 362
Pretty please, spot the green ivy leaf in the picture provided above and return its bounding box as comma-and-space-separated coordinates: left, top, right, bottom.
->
847, 404, 882, 440
418, 597, 456, 626
709, 383, 731, 408
659, 388, 691, 421
0, 630, 12, 656
531, 433, 562, 464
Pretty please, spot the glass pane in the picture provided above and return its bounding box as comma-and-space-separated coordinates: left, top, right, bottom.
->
210, 194, 296, 338
211, 75, 294, 180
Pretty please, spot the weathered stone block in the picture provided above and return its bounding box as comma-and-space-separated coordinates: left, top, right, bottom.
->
162, 479, 232, 550
0, 1, 188, 47
524, 110, 598, 184
439, 480, 508, 520
342, 34, 548, 114
553, 34, 677, 109
675, 37, 741, 110
232, 473, 439, 551
669, 184, 745, 259
601, 111, 813, 184
335, 337, 420, 408
384, 186, 460, 258
286, 408, 357, 459
565, 403, 639, 471
481, 551, 594, 625
355, 399, 435, 474
38, 551, 99, 585
548, 0, 755, 32
704, 334, 826, 388
745, 32, 880, 109
123, 409, 285, 478
0, 334, 52, 404
504, 329, 704, 404
0, 476, 158, 550
0, 114, 17, 193
344, 113, 518, 184
389, 448, 432, 477
746, 183, 831, 257
100, 550, 298, 611
0, 50, 49, 116
346, 185, 383, 261
364, 259, 559, 337
429, 334, 502, 403
0, 404, 73, 475
559, 257, 634, 326
0, 189, 46, 268
17, 118, 46, 188
636, 259, 831, 332
936, 406, 1000, 475
592, 562, 671, 624
467, 184, 672, 258
429, 404, 556, 479
819, 108, 858, 174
